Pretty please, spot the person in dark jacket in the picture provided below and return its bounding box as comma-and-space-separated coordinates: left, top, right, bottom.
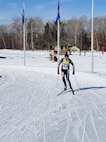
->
57, 52, 75, 91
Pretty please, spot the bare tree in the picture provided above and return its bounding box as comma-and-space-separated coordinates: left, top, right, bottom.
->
27, 17, 44, 50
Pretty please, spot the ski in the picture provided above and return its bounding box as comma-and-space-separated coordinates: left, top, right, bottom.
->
57, 90, 66, 96
57, 89, 73, 96
71, 89, 75, 95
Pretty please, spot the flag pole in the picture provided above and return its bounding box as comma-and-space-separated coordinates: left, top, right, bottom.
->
23, 18, 25, 66
91, 0, 94, 72
57, 19, 60, 63
22, 3, 26, 66
56, 0, 60, 63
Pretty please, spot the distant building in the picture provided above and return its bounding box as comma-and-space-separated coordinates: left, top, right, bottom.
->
51, 39, 70, 55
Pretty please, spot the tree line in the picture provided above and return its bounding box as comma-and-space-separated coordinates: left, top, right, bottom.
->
0, 15, 106, 51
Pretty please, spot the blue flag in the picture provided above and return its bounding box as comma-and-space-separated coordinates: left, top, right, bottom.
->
22, 8, 24, 25
56, 0, 60, 21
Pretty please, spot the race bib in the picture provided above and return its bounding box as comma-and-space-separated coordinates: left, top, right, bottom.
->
63, 65, 68, 70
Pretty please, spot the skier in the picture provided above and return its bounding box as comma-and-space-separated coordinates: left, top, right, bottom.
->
57, 52, 75, 91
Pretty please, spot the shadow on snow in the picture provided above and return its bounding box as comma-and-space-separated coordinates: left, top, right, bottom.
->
75, 86, 106, 92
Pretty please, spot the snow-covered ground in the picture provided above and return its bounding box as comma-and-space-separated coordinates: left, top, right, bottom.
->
0, 49, 106, 142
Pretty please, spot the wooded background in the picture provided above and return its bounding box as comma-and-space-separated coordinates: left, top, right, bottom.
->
0, 15, 106, 51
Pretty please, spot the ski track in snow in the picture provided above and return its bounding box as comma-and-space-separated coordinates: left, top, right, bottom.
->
0, 50, 106, 142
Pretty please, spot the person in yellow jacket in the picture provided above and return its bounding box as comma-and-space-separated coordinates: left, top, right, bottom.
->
57, 52, 75, 91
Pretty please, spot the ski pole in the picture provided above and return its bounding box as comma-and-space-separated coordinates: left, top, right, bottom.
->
73, 75, 80, 90
57, 74, 59, 87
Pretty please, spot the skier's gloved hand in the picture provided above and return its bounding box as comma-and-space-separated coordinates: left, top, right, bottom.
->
57, 69, 60, 74
72, 71, 75, 75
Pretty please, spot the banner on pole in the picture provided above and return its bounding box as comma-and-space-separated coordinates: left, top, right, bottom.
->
22, 3, 25, 26
56, 0, 60, 21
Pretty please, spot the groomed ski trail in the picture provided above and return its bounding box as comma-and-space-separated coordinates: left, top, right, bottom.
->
0, 69, 106, 142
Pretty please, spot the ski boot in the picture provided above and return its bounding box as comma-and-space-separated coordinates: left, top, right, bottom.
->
64, 86, 67, 91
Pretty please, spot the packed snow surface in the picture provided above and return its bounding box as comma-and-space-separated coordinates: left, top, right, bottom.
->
0, 50, 106, 142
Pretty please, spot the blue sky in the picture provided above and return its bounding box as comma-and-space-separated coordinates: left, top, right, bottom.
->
0, 0, 106, 24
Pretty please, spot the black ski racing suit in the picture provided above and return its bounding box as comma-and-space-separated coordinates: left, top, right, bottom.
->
58, 57, 75, 89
